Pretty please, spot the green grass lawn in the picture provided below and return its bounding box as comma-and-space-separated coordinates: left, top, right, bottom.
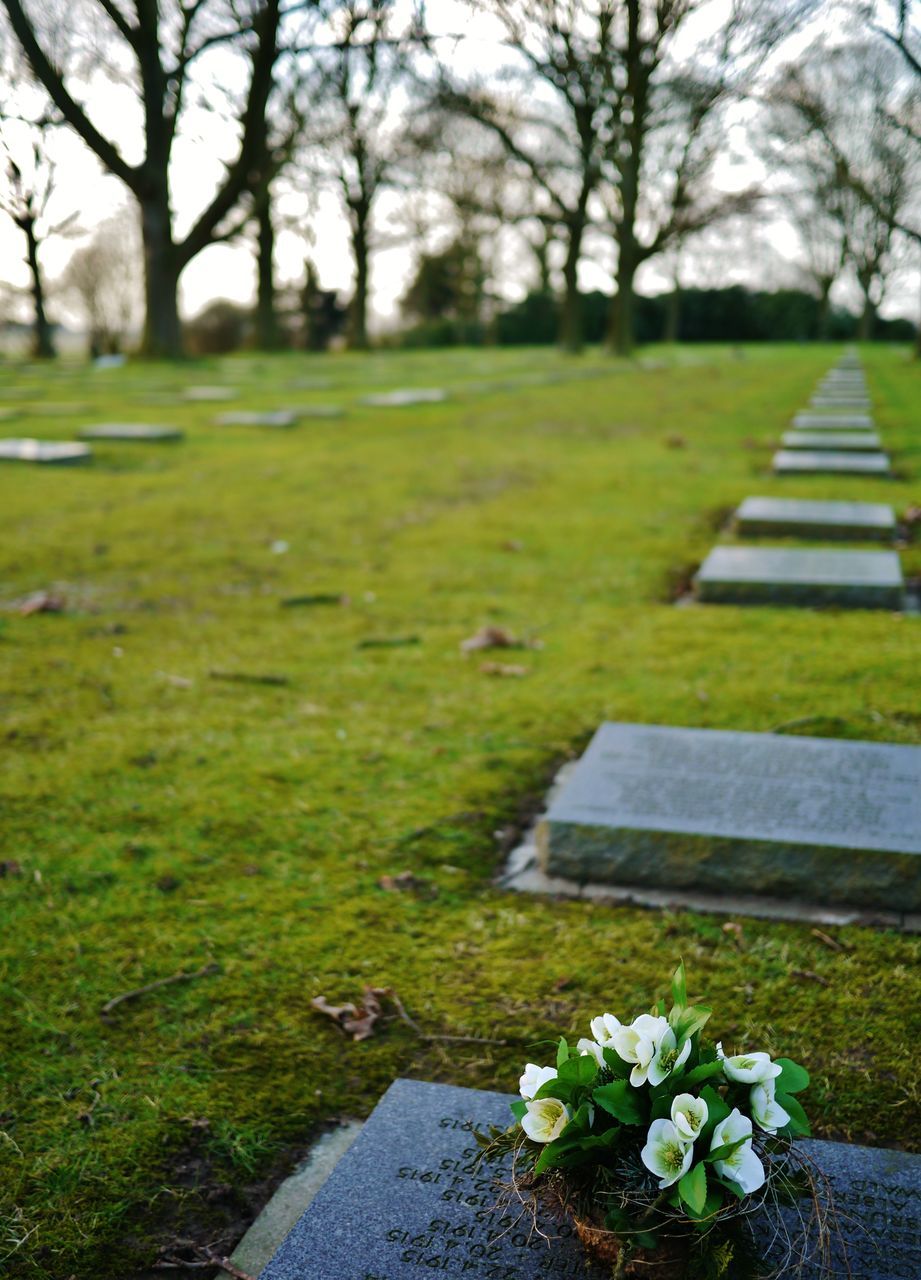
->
1, 343, 919, 1278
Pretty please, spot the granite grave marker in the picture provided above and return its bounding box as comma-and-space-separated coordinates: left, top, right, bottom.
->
214, 410, 296, 427
773, 450, 891, 476
695, 546, 904, 609
792, 413, 874, 430
362, 388, 448, 407
80, 423, 184, 442
734, 497, 896, 541
0, 438, 91, 465
781, 431, 882, 452
260, 1079, 921, 1280
537, 723, 921, 910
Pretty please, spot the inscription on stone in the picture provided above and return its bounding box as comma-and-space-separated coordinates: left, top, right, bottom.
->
261, 1080, 921, 1280
538, 723, 921, 911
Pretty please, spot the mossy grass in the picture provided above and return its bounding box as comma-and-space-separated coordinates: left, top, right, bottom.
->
1, 344, 919, 1278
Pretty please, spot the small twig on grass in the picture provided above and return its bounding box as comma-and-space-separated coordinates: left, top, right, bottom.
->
811, 928, 852, 953
155, 1252, 254, 1279
311, 984, 509, 1046
101, 962, 221, 1017
791, 968, 831, 988
770, 714, 851, 735
209, 670, 290, 686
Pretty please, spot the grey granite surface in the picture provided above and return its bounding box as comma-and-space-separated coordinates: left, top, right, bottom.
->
781, 432, 882, 452
773, 450, 891, 476
694, 546, 904, 609
260, 1079, 921, 1280
538, 722, 921, 910
0, 438, 91, 464
79, 423, 183, 441
734, 497, 896, 540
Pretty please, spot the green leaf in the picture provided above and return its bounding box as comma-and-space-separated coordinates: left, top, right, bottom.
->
509, 1099, 527, 1122
698, 1085, 731, 1143
558, 1054, 598, 1087
681, 1060, 726, 1088
593, 1079, 644, 1125
602, 1047, 631, 1079
678, 1161, 708, 1215
673, 1005, 712, 1043
777, 1092, 811, 1137
565, 1101, 594, 1136
671, 959, 688, 1011
775, 1058, 809, 1094
533, 1138, 574, 1176
556, 1036, 570, 1068
690, 1187, 726, 1227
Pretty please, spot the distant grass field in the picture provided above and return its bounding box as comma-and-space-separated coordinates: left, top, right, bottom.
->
1, 344, 919, 1279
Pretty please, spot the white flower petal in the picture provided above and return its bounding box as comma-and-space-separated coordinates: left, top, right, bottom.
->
519, 1063, 558, 1100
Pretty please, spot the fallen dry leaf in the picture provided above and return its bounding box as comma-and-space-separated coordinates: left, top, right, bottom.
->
311, 987, 383, 1041
501, 539, 524, 552
665, 434, 687, 450
461, 625, 542, 653
378, 870, 437, 898
903, 504, 921, 527
480, 661, 528, 677
18, 591, 66, 616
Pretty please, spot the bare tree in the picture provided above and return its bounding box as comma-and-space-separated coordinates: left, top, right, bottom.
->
432, 1, 616, 353
292, 0, 415, 350
61, 208, 142, 355
771, 40, 918, 339
1, 0, 285, 358
0, 114, 74, 358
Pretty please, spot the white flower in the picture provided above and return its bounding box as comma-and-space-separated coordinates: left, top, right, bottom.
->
717, 1047, 781, 1086
647, 1026, 692, 1087
709, 1108, 765, 1195
589, 1013, 622, 1045
750, 1079, 791, 1134
612, 1014, 669, 1087
670, 1092, 709, 1141
519, 1063, 558, 1100
577, 1037, 606, 1066
640, 1119, 694, 1189
521, 1097, 571, 1144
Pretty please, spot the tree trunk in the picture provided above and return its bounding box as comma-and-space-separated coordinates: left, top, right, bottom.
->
139, 194, 182, 359
816, 280, 833, 341
558, 217, 585, 354
664, 285, 681, 344
24, 217, 55, 359
348, 203, 370, 351
609, 244, 638, 356
255, 188, 280, 350
858, 290, 875, 341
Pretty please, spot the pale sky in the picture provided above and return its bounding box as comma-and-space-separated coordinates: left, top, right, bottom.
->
0, 0, 917, 337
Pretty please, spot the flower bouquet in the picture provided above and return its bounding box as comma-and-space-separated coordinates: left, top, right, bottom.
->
478, 964, 821, 1279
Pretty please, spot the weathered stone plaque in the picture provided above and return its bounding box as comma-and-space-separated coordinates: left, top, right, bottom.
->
792, 413, 874, 430
184, 385, 236, 401
261, 1079, 921, 1280
773, 450, 891, 476
0, 437, 91, 464
283, 404, 345, 419
811, 395, 871, 408
362, 388, 448, 407
735, 497, 896, 541
79, 423, 184, 441
695, 546, 904, 609
782, 431, 882, 452
538, 723, 921, 910
214, 410, 296, 427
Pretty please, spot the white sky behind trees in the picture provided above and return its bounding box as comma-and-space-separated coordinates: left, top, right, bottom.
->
0, 0, 918, 336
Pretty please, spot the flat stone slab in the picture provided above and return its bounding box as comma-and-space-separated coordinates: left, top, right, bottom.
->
695, 546, 904, 609
0, 437, 91, 465
184, 385, 236, 401
361, 388, 448, 407
214, 410, 296, 427
774, 449, 891, 476
781, 431, 882, 452
79, 423, 184, 442
538, 723, 920, 911
793, 412, 874, 430
811, 395, 871, 408
260, 1079, 921, 1280
735, 497, 896, 541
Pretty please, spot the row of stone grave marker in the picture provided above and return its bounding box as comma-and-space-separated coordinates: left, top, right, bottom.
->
694, 353, 906, 610
248, 357, 921, 1280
